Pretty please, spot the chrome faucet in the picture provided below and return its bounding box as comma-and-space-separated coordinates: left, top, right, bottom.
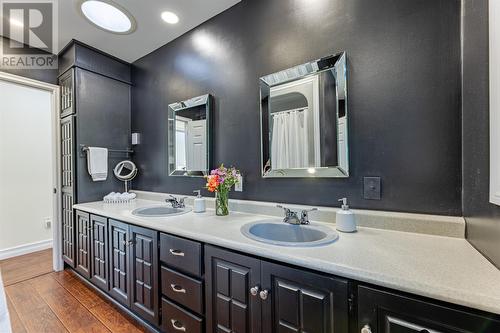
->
166, 195, 187, 208
277, 205, 318, 225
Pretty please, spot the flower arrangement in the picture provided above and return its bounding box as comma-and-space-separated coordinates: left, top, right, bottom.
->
205, 164, 241, 216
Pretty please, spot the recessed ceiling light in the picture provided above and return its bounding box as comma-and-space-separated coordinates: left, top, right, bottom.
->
161, 11, 179, 24
79, 0, 136, 34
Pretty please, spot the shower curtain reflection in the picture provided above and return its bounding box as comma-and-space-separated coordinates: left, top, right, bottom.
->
271, 108, 309, 169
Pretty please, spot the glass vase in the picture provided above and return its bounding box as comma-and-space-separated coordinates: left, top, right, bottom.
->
215, 191, 229, 216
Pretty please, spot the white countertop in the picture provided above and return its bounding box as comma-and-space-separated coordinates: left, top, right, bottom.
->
74, 199, 500, 315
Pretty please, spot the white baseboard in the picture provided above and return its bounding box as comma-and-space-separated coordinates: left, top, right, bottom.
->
0, 239, 53, 260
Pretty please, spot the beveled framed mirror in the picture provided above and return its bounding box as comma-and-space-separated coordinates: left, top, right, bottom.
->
168, 94, 213, 177
260, 51, 348, 178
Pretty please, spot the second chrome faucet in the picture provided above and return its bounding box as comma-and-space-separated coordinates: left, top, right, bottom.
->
276, 204, 318, 225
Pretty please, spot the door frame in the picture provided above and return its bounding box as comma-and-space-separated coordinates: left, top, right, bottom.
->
0, 71, 63, 271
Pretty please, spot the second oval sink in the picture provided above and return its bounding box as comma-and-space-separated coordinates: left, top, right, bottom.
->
241, 219, 339, 247
132, 205, 191, 217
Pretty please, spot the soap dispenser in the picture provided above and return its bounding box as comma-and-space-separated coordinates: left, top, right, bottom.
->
193, 190, 206, 213
336, 198, 356, 232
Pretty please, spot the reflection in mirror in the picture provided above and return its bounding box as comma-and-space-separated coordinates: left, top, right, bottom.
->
260, 52, 348, 178
168, 94, 213, 177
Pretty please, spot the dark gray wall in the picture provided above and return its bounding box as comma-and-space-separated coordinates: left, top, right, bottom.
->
75, 67, 131, 203
1, 36, 58, 84
462, 0, 500, 268
131, 0, 462, 215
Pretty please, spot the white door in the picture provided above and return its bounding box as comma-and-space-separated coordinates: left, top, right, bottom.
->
186, 120, 207, 172
0, 80, 54, 256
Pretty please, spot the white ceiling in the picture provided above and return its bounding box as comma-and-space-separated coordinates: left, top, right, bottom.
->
57, 0, 240, 63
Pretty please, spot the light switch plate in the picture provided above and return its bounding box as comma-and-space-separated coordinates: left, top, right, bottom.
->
364, 177, 381, 200
132, 132, 140, 145
235, 175, 243, 192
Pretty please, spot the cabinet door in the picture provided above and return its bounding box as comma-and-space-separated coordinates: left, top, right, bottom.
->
75, 210, 91, 279
205, 245, 262, 333
59, 68, 75, 118
61, 192, 75, 267
130, 225, 159, 325
109, 219, 131, 307
358, 285, 500, 333
90, 214, 108, 291
60, 116, 75, 267
261, 261, 349, 333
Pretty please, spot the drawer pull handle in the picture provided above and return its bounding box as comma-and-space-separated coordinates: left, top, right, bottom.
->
171, 319, 186, 332
170, 284, 186, 293
169, 249, 185, 257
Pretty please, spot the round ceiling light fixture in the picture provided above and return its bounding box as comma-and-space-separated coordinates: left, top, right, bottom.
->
161, 11, 179, 24
79, 0, 136, 34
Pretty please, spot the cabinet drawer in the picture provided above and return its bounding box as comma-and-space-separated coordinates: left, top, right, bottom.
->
161, 267, 203, 315
160, 233, 202, 277
162, 298, 202, 333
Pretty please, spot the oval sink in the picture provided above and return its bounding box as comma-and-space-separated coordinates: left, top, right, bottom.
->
241, 219, 338, 247
132, 205, 191, 217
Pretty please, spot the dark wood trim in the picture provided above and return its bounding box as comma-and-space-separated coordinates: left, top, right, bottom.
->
58, 39, 131, 65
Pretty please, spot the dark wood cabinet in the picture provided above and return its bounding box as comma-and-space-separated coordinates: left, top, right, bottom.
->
358, 285, 500, 333
130, 225, 159, 325
205, 245, 262, 333
261, 261, 349, 333
90, 214, 109, 291
68, 212, 500, 333
108, 219, 131, 307
205, 246, 349, 333
75, 210, 91, 279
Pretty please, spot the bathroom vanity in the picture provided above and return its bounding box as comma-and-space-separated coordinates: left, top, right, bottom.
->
71, 197, 500, 333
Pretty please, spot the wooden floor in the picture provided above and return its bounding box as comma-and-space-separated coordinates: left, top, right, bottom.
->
0, 249, 53, 286
1, 250, 149, 333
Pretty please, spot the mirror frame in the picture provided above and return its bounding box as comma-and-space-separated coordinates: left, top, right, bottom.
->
259, 51, 349, 178
168, 94, 213, 177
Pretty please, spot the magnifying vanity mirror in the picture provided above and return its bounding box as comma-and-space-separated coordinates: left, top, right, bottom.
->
113, 160, 138, 192
260, 51, 348, 178
168, 94, 213, 177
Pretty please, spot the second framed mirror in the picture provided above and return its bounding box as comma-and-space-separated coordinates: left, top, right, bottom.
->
168, 94, 213, 177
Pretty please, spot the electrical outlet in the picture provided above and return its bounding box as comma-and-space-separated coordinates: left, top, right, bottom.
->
235, 175, 243, 192
363, 177, 381, 200
44, 217, 52, 229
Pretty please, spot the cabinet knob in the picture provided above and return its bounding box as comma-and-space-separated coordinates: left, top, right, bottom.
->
361, 324, 372, 333
259, 289, 269, 300
171, 319, 186, 332
250, 286, 260, 296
